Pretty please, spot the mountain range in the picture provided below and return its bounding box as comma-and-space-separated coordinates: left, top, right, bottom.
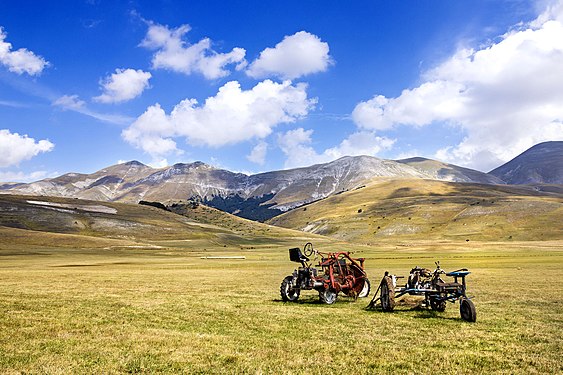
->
1, 141, 561, 221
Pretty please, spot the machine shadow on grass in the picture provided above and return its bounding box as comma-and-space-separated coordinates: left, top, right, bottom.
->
272, 295, 363, 306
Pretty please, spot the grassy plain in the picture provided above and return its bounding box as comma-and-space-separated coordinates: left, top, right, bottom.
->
1, 238, 562, 374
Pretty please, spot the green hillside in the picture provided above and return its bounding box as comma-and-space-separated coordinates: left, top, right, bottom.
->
268, 179, 563, 243
0, 194, 320, 251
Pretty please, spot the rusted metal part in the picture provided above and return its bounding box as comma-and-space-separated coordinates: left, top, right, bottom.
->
280, 243, 370, 304
367, 261, 477, 322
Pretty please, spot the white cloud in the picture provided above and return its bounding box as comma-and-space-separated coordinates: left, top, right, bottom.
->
352, 1, 563, 171
0, 170, 55, 183
53, 94, 85, 110
0, 129, 54, 167
324, 131, 395, 160
94, 68, 152, 103
122, 103, 181, 156
140, 22, 246, 79
0, 27, 49, 76
53, 95, 133, 124
147, 158, 169, 169
278, 128, 394, 169
247, 31, 332, 80
277, 128, 325, 168
352, 81, 466, 130
123, 80, 316, 159
247, 141, 268, 165
0, 100, 28, 108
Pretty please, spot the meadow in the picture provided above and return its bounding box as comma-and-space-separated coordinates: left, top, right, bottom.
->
1, 238, 561, 374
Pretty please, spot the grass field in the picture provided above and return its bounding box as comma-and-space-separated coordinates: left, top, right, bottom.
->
1, 239, 562, 374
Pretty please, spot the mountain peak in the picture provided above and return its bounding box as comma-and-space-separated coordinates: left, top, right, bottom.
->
397, 157, 430, 163
332, 155, 380, 163
490, 141, 563, 184
170, 161, 215, 171
123, 160, 147, 167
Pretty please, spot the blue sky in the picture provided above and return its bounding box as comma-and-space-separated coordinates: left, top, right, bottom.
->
1, 0, 562, 181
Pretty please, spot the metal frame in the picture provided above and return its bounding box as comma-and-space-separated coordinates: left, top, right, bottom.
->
281, 243, 370, 304
367, 262, 477, 322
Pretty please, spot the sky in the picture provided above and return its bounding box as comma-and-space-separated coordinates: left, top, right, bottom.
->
1, 0, 562, 182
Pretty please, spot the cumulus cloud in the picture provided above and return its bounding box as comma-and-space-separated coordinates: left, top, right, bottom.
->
94, 68, 152, 103
247, 31, 332, 80
140, 22, 246, 79
352, 1, 563, 171
0, 27, 48, 76
0, 129, 54, 168
278, 128, 395, 169
123, 80, 316, 159
247, 141, 268, 165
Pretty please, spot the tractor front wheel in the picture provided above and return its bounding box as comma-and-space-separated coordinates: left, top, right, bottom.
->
460, 298, 477, 322
280, 276, 300, 302
380, 276, 395, 312
319, 288, 337, 304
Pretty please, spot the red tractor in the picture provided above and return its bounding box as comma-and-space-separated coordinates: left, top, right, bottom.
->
280, 243, 370, 304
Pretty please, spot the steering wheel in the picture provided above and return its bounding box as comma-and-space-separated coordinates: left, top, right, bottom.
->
303, 242, 314, 257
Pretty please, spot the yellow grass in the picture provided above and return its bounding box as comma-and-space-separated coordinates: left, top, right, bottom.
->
1, 239, 562, 373
1, 193, 561, 373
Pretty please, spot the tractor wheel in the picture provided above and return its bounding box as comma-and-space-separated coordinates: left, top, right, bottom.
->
280, 276, 300, 302
380, 276, 395, 312
319, 288, 337, 304
430, 296, 447, 312
460, 298, 477, 322
358, 278, 371, 298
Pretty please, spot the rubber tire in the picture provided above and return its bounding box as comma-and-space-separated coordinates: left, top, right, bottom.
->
319, 288, 337, 304
358, 278, 371, 298
380, 276, 395, 312
430, 296, 447, 312
280, 276, 300, 302
460, 298, 477, 322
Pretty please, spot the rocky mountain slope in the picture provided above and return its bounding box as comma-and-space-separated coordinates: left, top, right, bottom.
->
2, 156, 500, 219
397, 157, 504, 184
489, 141, 563, 184
0, 155, 508, 221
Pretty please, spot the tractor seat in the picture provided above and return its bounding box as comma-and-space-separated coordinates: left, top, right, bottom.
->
435, 280, 462, 291
446, 270, 471, 277
289, 247, 309, 263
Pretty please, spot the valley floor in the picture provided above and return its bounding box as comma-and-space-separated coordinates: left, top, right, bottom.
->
0, 239, 562, 373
